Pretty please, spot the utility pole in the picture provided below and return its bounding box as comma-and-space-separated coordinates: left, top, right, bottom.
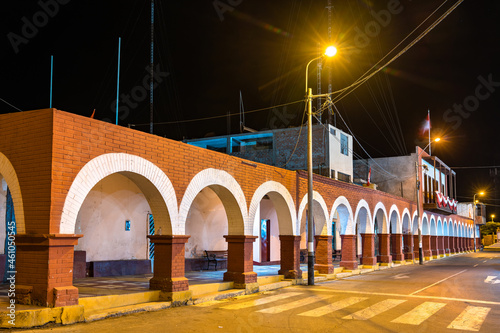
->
327, 0, 334, 126
149, 0, 154, 134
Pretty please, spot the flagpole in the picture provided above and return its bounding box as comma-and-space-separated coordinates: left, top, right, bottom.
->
428, 109, 431, 155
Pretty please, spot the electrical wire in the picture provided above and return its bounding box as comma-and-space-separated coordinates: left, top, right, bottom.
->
329, 0, 464, 104
129, 99, 303, 127
0, 98, 22, 112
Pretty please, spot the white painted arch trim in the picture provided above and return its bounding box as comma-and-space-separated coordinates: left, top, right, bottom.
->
330, 196, 354, 235
60, 153, 178, 234
401, 208, 411, 234
297, 191, 329, 235
0, 152, 25, 234
178, 168, 248, 235
354, 199, 373, 234
373, 202, 389, 233
248, 180, 296, 236
388, 204, 402, 234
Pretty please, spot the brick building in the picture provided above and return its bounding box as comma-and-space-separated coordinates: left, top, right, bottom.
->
0, 109, 475, 308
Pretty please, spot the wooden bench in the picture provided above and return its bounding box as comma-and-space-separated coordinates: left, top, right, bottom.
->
204, 250, 228, 271
332, 249, 341, 261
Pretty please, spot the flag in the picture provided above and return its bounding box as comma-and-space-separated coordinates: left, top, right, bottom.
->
90, 109, 95, 119
421, 112, 430, 135
367, 167, 371, 186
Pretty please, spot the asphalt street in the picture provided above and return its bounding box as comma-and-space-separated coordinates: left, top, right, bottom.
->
21, 252, 500, 333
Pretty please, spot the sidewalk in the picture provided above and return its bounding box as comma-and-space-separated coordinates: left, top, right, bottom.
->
483, 242, 500, 252
0, 260, 416, 329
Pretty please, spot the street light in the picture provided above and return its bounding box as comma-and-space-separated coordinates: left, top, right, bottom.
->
415, 138, 440, 265
492, 214, 496, 222
305, 46, 337, 286
473, 191, 485, 252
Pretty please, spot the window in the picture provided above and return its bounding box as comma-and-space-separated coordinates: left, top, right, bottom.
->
330, 169, 335, 179
341, 133, 348, 156
337, 172, 351, 183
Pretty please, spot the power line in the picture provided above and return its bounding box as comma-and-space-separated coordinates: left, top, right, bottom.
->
129, 99, 303, 127
0, 98, 22, 112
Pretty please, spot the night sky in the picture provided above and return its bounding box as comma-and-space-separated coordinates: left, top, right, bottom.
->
2, 0, 499, 216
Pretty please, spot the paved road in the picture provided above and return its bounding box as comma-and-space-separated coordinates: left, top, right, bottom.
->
23, 252, 500, 332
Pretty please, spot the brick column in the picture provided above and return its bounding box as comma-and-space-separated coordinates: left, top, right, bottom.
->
223, 235, 258, 289
314, 235, 334, 274
339, 235, 358, 270
149, 235, 190, 294
422, 235, 432, 259
430, 235, 439, 258
361, 233, 377, 266
378, 233, 392, 263
15, 234, 82, 307
403, 234, 414, 261
444, 236, 450, 255
448, 236, 454, 253
413, 235, 420, 260
278, 235, 302, 279
469, 238, 473, 251
457, 237, 462, 252
390, 233, 404, 261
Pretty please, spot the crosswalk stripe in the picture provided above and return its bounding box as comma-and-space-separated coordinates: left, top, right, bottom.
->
343, 299, 406, 320
297, 297, 368, 317
391, 301, 446, 325
220, 292, 302, 310
257, 295, 332, 314
447, 306, 491, 331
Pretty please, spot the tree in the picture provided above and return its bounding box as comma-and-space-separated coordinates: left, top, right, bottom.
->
480, 222, 500, 238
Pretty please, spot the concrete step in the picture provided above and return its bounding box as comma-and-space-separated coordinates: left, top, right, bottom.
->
189, 281, 234, 297
84, 301, 171, 322
192, 288, 246, 305
259, 280, 293, 292
78, 291, 161, 313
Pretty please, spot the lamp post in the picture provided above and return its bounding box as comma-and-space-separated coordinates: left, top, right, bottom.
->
305, 45, 337, 286
473, 192, 484, 252
415, 138, 440, 265
492, 214, 496, 222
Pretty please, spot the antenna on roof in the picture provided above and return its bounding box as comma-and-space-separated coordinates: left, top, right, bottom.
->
239, 91, 257, 133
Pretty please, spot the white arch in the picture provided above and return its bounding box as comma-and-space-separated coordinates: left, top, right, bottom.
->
422, 214, 430, 235
443, 219, 448, 236
60, 153, 178, 234
430, 216, 437, 236
389, 204, 402, 234
401, 208, 411, 234
0, 152, 25, 233
248, 180, 296, 235
437, 217, 443, 236
297, 191, 329, 235
331, 196, 354, 235
373, 202, 389, 233
179, 168, 247, 235
354, 199, 373, 234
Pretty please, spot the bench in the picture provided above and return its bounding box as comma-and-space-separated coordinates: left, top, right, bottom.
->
204, 250, 228, 271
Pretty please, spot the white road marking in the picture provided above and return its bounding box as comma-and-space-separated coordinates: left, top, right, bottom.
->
287, 287, 500, 306
391, 301, 446, 325
483, 260, 487, 263
411, 270, 468, 295
393, 273, 410, 279
256, 295, 331, 314
447, 306, 491, 331
484, 276, 500, 284
220, 292, 302, 310
297, 297, 367, 317
473, 264, 479, 267
343, 299, 406, 320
